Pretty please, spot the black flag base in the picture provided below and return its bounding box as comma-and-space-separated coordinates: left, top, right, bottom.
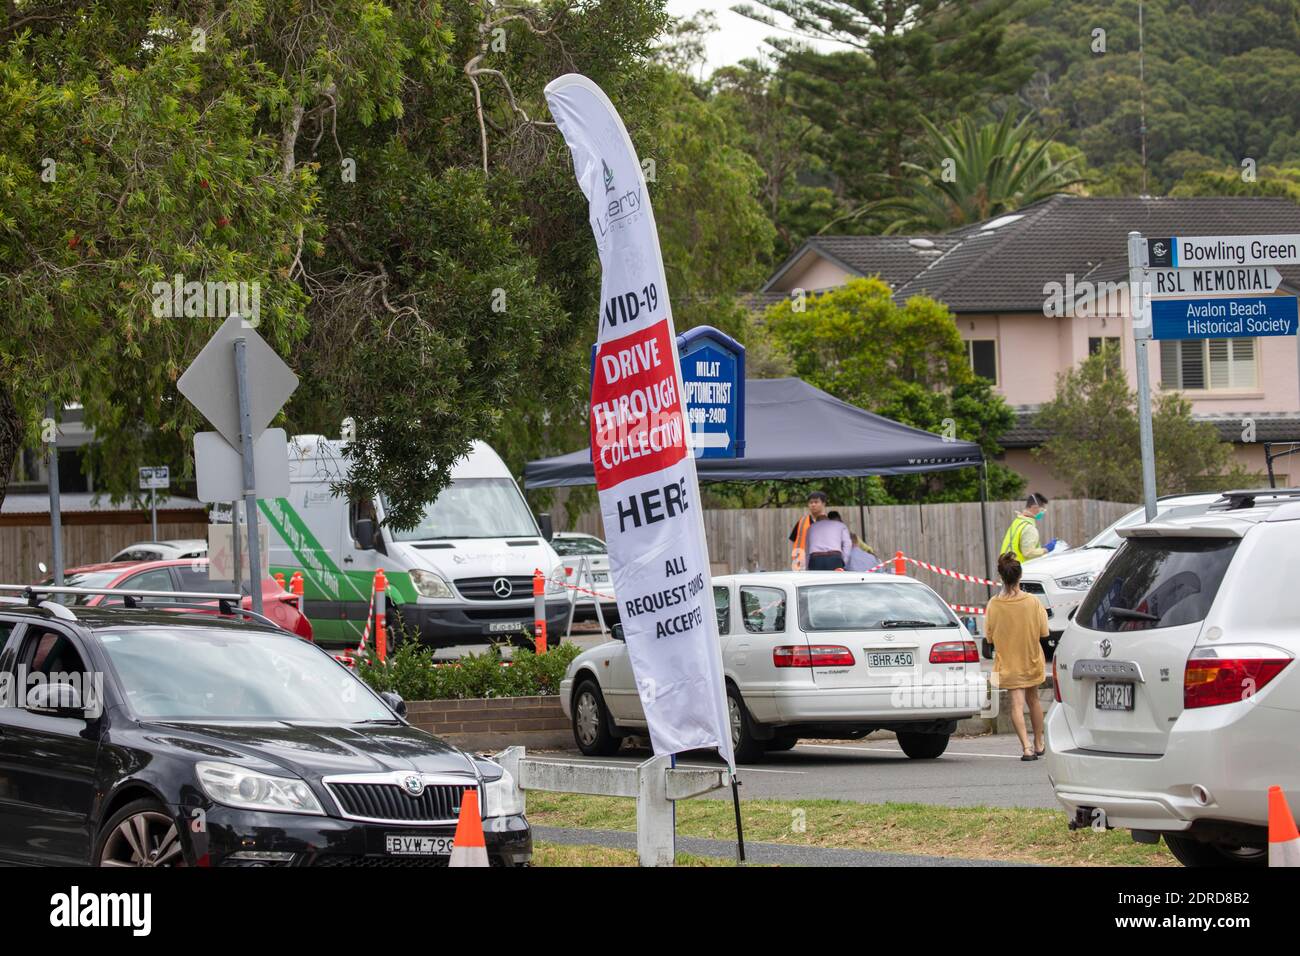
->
731, 772, 746, 864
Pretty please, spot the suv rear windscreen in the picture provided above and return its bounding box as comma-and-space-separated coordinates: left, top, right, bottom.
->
1076, 536, 1239, 632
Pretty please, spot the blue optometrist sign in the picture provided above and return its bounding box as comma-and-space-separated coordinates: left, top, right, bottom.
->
678, 326, 745, 459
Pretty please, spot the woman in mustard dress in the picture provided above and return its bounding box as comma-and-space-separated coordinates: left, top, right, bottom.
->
985, 552, 1049, 761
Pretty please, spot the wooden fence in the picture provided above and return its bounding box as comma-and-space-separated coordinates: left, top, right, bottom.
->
0, 521, 209, 585
566, 498, 1136, 607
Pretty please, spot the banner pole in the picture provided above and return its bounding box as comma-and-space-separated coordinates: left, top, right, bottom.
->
731, 772, 746, 863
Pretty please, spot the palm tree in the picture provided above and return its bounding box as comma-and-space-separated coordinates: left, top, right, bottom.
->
878, 113, 1087, 233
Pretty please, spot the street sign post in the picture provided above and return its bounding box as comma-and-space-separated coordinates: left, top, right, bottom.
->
138, 466, 170, 540
1128, 232, 1158, 521
179, 316, 297, 613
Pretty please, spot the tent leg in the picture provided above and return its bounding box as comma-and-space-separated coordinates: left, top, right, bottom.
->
979, 462, 992, 600
856, 477, 867, 544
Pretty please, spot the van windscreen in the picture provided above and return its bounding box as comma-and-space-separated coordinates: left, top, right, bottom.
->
386, 478, 539, 541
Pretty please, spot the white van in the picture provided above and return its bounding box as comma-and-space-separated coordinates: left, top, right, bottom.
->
254, 435, 571, 651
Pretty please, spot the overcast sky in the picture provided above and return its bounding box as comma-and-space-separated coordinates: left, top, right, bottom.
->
664, 0, 844, 73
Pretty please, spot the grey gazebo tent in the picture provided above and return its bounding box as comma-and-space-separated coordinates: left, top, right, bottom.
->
524, 377, 994, 574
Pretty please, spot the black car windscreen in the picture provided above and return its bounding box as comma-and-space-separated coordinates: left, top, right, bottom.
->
95, 628, 393, 721
1076, 536, 1239, 633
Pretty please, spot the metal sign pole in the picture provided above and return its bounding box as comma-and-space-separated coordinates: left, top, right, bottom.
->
150, 486, 158, 540
45, 402, 64, 586
234, 338, 264, 614
1129, 232, 1158, 521
230, 500, 242, 588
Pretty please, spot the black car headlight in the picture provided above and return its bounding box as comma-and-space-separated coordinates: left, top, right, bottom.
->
196, 761, 325, 816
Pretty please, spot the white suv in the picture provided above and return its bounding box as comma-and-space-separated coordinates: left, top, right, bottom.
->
1046, 489, 1300, 866
1020, 493, 1221, 659
560, 571, 989, 763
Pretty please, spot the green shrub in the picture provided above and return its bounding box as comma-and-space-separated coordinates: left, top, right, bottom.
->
356, 633, 583, 702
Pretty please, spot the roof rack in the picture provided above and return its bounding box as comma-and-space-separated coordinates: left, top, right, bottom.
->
0, 585, 281, 630
1212, 488, 1300, 511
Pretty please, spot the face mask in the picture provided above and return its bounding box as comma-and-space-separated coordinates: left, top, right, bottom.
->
1034, 511, 1045, 521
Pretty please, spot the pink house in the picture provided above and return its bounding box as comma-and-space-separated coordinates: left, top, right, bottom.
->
757, 195, 1300, 494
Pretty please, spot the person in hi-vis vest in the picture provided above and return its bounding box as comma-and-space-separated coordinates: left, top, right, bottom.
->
789, 491, 823, 570
999, 492, 1056, 562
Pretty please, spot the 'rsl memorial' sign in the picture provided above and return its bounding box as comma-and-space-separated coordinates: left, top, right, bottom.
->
545, 74, 734, 767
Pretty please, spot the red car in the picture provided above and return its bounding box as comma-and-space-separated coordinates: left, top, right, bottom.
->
42, 559, 313, 640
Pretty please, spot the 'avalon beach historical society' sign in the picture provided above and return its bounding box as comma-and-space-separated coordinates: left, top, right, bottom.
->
1150, 295, 1298, 340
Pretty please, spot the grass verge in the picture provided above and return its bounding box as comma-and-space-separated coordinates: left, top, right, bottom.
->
526, 792, 1175, 866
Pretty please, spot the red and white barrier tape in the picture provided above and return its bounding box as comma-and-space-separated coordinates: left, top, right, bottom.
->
556, 579, 617, 603
904, 556, 997, 588
948, 603, 986, 616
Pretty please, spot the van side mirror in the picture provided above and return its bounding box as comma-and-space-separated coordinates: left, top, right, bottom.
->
354, 518, 376, 550
611, 623, 625, 642
538, 513, 554, 542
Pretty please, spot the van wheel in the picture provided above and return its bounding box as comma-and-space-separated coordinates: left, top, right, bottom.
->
1164, 834, 1267, 867
572, 680, 621, 756
727, 685, 765, 764
765, 732, 798, 752
897, 731, 950, 759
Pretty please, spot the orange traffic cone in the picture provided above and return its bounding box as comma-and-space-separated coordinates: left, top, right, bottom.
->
448, 787, 489, 868
1269, 786, 1300, 867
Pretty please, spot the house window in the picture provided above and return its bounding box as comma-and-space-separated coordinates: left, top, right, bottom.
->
1159, 339, 1257, 391
1088, 336, 1121, 357
965, 339, 997, 383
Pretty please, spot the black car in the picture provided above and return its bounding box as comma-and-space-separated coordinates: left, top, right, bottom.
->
0, 601, 530, 866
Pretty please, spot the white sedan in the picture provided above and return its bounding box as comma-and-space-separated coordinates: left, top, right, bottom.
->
559, 571, 989, 762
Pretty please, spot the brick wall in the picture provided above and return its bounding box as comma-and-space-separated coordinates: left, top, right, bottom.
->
406, 696, 571, 751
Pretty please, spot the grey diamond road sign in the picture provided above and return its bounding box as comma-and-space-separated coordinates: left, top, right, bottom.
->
177, 315, 298, 449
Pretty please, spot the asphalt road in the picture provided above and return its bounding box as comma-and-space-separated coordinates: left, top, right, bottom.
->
531, 734, 1062, 811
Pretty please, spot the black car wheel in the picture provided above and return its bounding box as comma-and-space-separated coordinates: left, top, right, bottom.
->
1164, 834, 1267, 868
572, 679, 621, 756
896, 731, 950, 759
96, 799, 187, 867
765, 732, 798, 752
727, 685, 765, 764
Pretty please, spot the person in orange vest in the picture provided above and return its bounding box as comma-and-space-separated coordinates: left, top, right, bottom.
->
789, 491, 824, 570
789, 492, 850, 571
